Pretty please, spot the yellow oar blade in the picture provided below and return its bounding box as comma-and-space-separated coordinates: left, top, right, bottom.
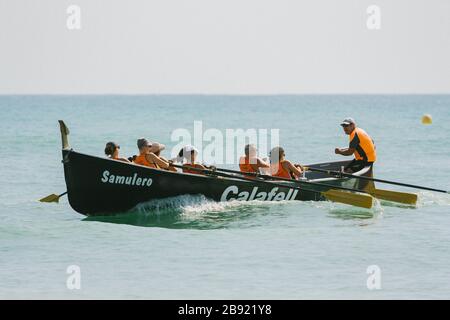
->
368, 188, 418, 205
323, 189, 374, 209
39, 194, 61, 203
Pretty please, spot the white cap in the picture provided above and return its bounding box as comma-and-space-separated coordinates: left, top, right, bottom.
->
173, 145, 199, 163
183, 145, 198, 154
340, 117, 356, 126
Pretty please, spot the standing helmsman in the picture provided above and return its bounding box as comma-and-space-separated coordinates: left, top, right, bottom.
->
335, 118, 377, 173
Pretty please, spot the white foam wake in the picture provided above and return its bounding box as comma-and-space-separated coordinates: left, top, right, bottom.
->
133, 194, 291, 216
131, 193, 388, 222
417, 191, 450, 207
310, 196, 384, 218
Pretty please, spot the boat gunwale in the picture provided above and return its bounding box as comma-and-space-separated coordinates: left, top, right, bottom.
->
64, 149, 352, 186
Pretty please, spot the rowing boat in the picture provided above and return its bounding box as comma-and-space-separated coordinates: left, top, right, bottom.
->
58, 121, 374, 216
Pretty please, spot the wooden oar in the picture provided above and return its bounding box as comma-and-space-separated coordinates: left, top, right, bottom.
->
39, 192, 67, 203
188, 164, 414, 206
210, 165, 417, 205
365, 187, 418, 205
191, 164, 375, 196
321, 189, 373, 209
305, 166, 446, 205
307, 166, 449, 194
171, 164, 374, 209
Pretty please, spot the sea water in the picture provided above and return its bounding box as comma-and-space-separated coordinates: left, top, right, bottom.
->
0, 95, 449, 299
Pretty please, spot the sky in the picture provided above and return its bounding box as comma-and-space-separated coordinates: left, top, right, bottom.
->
0, 0, 449, 94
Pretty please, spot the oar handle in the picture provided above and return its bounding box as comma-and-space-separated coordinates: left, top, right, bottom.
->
170, 163, 372, 196
308, 167, 449, 194
170, 163, 316, 193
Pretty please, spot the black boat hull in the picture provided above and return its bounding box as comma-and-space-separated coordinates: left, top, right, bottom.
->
62, 149, 372, 216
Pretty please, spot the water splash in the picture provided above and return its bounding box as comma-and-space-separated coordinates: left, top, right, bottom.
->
134, 194, 289, 216
313, 197, 384, 222
85, 194, 388, 228
417, 191, 450, 207
134, 194, 210, 215
85, 195, 294, 229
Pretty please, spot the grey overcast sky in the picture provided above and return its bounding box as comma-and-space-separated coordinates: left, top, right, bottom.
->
0, 0, 449, 94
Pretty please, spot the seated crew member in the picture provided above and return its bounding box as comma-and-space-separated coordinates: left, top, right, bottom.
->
148, 141, 178, 172
269, 147, 303, 180
175, 145, 207, 175
335, 118, 377, 173
104, 142, 130, 163
134, 138, 171, 170
239, 144, 269, 176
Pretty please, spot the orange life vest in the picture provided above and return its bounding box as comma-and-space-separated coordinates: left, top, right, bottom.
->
349, 128, 377, 162
134, 154, 159, 169
270, 161, 292, 179
182, 163, 205, 175
239, 156, 259, 174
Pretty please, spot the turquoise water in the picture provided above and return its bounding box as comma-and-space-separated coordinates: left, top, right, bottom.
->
1, 95, 449, 299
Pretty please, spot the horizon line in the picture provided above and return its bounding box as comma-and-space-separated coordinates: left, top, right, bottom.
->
1, 92, 450, 96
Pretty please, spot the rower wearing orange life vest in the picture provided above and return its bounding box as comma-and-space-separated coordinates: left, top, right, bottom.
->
335, 118, 377, 173
269, 147, 304, 180
134, 138, 171, 170
239, 144, 269, 176
175, 145, 207, 175
149, 141, 178, 172
104, 141, 130, 163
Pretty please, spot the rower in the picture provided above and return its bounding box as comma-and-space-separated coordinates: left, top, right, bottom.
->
175, 145, 207, 175
269, 147, 303, 180
335, 118, 377, 173
148, 141, 178, 172
239, 144, 269, 176
134, 138, 171, 170
104, 142, 130, 163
